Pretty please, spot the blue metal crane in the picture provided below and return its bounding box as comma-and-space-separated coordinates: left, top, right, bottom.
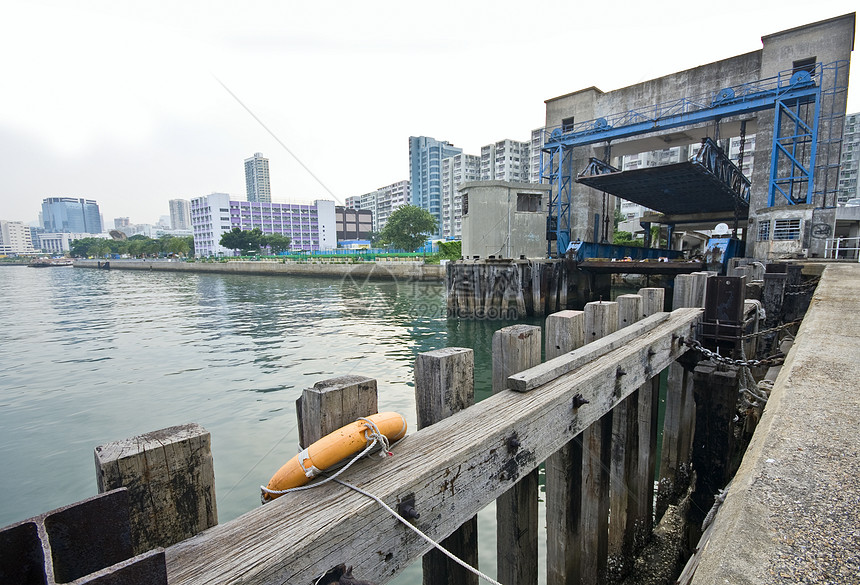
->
540, 60, 849, 256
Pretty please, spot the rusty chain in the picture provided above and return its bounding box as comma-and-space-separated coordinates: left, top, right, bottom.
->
740, 319, 803, 340
683, 337, 785, 368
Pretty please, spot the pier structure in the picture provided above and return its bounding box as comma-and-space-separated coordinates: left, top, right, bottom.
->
8, 259, 855, 584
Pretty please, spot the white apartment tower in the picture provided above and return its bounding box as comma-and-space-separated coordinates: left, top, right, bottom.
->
529, 128, 544, 184
441, 154, 480, 238
480, 139, 531, 183
244, 152, 271, 203
168, 199, 192, 230
357, 180, 410, 232
0, 220, 36, 254
838, 112, 859, 203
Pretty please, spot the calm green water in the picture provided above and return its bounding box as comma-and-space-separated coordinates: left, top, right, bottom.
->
1, 265, 546, 583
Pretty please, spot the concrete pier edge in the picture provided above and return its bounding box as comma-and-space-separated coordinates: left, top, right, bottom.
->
691, 263, 860, 584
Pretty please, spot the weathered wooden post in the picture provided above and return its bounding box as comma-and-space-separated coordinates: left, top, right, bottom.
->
545, 310, 586, 585
634, 287, 665, 542
607, 295, 642, 575
492, 324, 541, 585
690, 361, 739, 534
94, 423, 217, 554
296, 375, 378, 448
658, 273, 710, 519
579, 300, 618, 584
415, 348, 478, 585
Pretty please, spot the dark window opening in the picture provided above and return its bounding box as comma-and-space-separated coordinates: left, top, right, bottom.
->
462, 194, 469, 215
562, 116, 575, 132
517, 193, 542, 212
792, 57, 816, 76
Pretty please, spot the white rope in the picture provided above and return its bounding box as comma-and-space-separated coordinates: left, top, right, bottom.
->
334, 479, 504, 585
260, 418, 503, 585
260, 417, 397, 500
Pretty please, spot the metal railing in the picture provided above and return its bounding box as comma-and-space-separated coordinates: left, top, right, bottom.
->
824, 237, 860, 261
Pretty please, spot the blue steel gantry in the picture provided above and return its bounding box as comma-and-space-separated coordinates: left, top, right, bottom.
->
540, 60, 850, 256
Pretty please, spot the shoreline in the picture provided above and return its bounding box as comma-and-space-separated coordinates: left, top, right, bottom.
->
74, 258, 446, 282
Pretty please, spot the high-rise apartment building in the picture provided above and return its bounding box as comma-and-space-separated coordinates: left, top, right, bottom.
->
244, 152, 272, 203
409, 137, 461, 234
169, 199, 192, 230
838, 112, 859, 203
41, 197, 103, 234
190, 193, 336, 256
357, 180, 410, 232
441, 154, 480, 238
0, 220, 36, 254
480, 139, 531, 183
345, 196, 361, 210
529, 128, 545, 184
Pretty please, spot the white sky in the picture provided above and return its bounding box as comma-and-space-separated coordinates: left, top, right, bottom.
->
1, 1, 858, 226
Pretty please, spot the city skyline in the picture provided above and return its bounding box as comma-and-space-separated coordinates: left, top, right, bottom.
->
2, 2, 858, 227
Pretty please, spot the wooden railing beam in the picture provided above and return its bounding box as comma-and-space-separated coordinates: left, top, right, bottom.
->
165, 308, 702, 585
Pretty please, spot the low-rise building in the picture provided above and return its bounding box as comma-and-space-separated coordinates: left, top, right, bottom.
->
190, 193, 336, 256
460, 181, 551, 259
336, 207, 373, 242
0, 220, 36, 255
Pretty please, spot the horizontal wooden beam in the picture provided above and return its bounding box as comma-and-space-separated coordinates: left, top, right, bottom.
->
507, 311, 672, 392
165, 308, 702, 585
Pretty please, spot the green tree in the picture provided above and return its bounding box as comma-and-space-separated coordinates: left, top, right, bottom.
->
438, 240, 462, 260
612, 231, 642, 247
87, 240, 112, 258
378, 205, 437, 252
166, 236, 191, 257
262, 233, 292, 254
219, 228, 263, 255
69, 237, 103, 257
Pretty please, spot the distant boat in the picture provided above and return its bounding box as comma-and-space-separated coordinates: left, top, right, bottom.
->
28, 258, 74, 268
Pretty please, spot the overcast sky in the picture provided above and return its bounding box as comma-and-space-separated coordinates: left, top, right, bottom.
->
1, 1, 857, 227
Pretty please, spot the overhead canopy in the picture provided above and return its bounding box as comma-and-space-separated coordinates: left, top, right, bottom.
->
576, 160, 750, 216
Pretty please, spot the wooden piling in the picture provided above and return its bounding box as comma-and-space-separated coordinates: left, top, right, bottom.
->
635, 287, 665, 542
414, 348, 478, 585
658, 273, 710, 520
545, 310, 586, 585
607, 295, 642, 574
690, 361, 739, 533
492, 324, 542, 585
296, 375, 378, 448
94, 423, 217, 554
579, 301, 618, 583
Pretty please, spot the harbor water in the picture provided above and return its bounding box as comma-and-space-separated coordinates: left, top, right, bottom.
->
0, 265, 543, 583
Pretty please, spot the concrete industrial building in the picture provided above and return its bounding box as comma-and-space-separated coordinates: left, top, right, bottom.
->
409, 136, 462, 234
0, 220, 36, 255
460, 181, 551, 259
244, 152, 272, 203
169, 199, 193, 230
542, 13, 855, 261
441, 154, 480, 238
190, 193, 336, 256
41, 197, 103, 234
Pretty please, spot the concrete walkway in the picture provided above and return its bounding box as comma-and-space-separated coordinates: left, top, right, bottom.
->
692, 263, 860, 584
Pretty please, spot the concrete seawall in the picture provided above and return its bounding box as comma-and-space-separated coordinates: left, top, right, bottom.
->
75, 259, 445, 282
691, 263, 860, 584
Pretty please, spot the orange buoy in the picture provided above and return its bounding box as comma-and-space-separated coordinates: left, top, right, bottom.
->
262, 411, 407, 501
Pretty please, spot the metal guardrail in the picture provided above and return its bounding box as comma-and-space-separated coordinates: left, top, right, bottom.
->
824, 237, 860, 261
